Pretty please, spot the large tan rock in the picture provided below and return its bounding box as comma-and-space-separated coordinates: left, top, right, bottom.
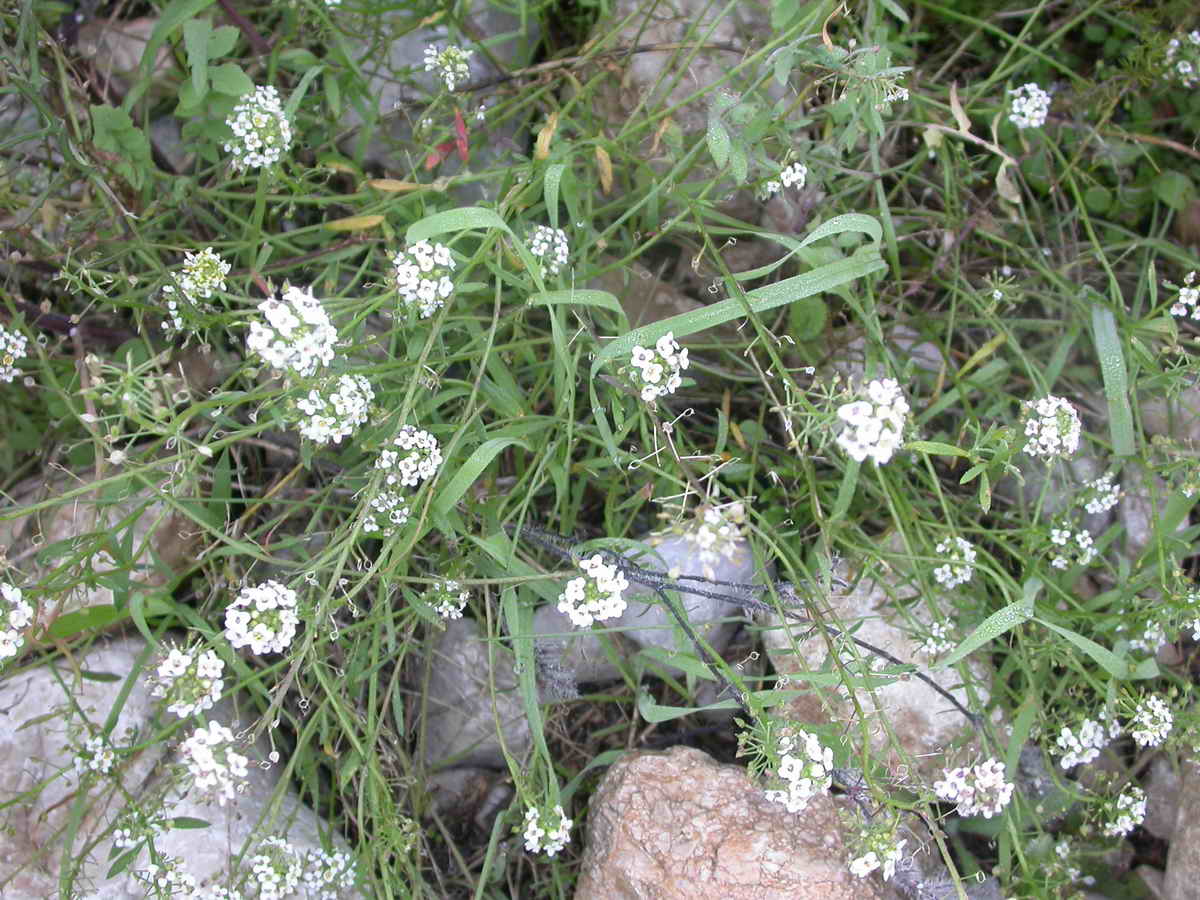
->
1164, 755, 1200, 899
574, 745, 897, 900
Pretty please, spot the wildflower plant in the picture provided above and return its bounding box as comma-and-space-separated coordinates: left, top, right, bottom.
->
72, 734, 117, 779
624, 332, 689, 403
224, 85, 293, 171
1007, 83, 1051, 129
834, 377, 910, 465
933, 758, 1014, 818
376, 425, 443, 488
1163, 30, 1200, 88
527, 225, 569, 278
1055, 711, 1121, 769
391, 241, 456, 319
0, 582, 33, 659
161, 246, 230, 333
224, 580, 301, 655
246, 285, 338, 378
1020, 395, 1082, 459
179, 720, 249, 806
1100, 785, 1147, 838
757, 725, 834, 814
848, 822, 906, 882
1167, 269, 1199, 320
932, 536, 976, 589
425, 579, 470, 620
522, 804, 572, 857
149, 640, 225, 719
295, 373, 375, 445
1129, 693, 1174, 747
0, 322, 28, 383
424, 44, 472, 91
361, 489, 411, 538
557, 553, 629, 628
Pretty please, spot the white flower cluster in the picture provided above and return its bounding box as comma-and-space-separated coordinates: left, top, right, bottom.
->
247, 285, 338, 378
361, 490, 411, 538
1082, 472, 1121, 515
933, 536, 977, 589
0, 582, 33, 659
224, 85, 293, 171
376, 425, 443, 488
301, 846, 357, 898
1164, 31, 1200, 89
249, 836, 303, 899
1127, 620, 1166, 655
758, 161, 809, 200
0, 322, 28, 383
628, 332, 689, 403
528, 225, 569, 277
849, 834, 906, 882
558, 553, 629, 628
1169, 270, 1199, 320
224, 580, 300, 655
426, 580, 470, 620
1130, 693, 1173, 748
918, 621, 955, 657
149, 641, 225, 718
680, 502, 746, 581
933, 758, 1013, 818
1022, 395, 1081, 459
162, 246, 231, 332
1007, 82, 1051, 130
1055, 712, 1121, 769
391, 240, 456, 319
763, 728, 834, 814
1048, 526, 1096, 570
1102, 785, 1147, 838
296, 373, 375, 445
424, 44, 472, 91
180, 720, 249, 806
132, 856, 196, 897
835, 377, 910, 465
72, 735, 117, 778
523, 805, 572, 857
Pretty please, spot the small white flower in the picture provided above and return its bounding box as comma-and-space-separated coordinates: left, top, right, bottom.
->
1102, 785, 1147, 838
1168, 270, 1200, 321
626, 332, 689, 404
1047, 525, 1095, 570
523, 805, 572, 856
296, 373, 375, 445
180, 720, 249, 806
0, 322, 29, 383
72, 735, 117, 778
780, 161, 808, 189
424, 44, 473, 91
301, 845, 357, 896
558, 553, 629, 628
246, 285, 338, 378
835, 378, 910, 465
361, 489, 411, 538
933, 536, 976, 589
1022, 395, 1081, 459
224, 85, 293, 171
0, 582, 33, 660
1130, 694, 1173, 748
1081, 472, 1120, 515
1056, 711, 1120, 769
763, 727, 834, 814
224, 580, 300, 655
149, 640, 225, 719
528, 225, 569, 277
934, 758, 1013, 818
849, 832, 906, 882
375, 425, 443, 488
161, 247, 231, 334
1165, 34, 1200, 88
391, 241, 456, 318
427, 580, 470, 620
918, 621, 955, 657
1007, 83, 1051, 130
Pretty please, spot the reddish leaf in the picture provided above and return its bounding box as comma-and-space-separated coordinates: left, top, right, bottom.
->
454, 108, 469, 163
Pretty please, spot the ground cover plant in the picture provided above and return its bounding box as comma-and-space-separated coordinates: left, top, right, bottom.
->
2, 0, 1200, 896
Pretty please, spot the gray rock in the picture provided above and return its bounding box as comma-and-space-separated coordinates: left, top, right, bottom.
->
1119, 463, 1187, 562
419, 617, 531, 770
1143, 755, 1182, 842
995, 452, 1113, 535
1141, 386, 1200, 445
1164, 755, 1200, 899
575, 745, 900, 900
533, 603, 626, 687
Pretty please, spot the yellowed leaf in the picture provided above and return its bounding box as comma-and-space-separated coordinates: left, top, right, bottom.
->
595, 145, 613, 195
996, 160, 1023, 204
535, 111, 559, 161
949, 82, 972, 135
367, 179, 422, 193
324, 214, 384, 231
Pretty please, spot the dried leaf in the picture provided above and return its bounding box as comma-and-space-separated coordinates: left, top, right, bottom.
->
324, 214, 384, 231
949, 82, 972, 134
535, 111, 559, 161
368, 179, 423, 192
595, 145, 613, 195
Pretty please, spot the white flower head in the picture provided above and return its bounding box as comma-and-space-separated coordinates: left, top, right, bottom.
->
763, 726, 834, 814
1081, 472, 1121, 515
780, 161, 808, 189
917, 621, 955, 657
0, 582, 33, 660
248, 836, 304, 898
626, 331, 689, 403
1130, 693, 1173, 748
72, 734, 118, 779
1047, 523, 1095, 570
162, 247, 230, 333
1056, 711, 1120, 769
1164, 33, 1200, 88
426, 579, 470, 620
0, 322, 29, 383
224, 85, 293, 171
296, 373, 375, 445
375, 425, 443, 488
835, 378, 910, 465
934, 757, 1013, 818
558, 553, 629, 628
224, 580, 300, 655
180, 720, 250, 806
246, 284, 338, 378
1168, 270, 1200, 321
424, 44, 473, 91
301, 845, 357, 896
391, 241, 456, 319
1102, 785, 1147, 838
522, 804, 572, 856
933, 536, 977, 589
1022, 395, 1081, 459
361, 489, 411, 539
849, 828, 906, 883
528, 225, 569, 278
149, 640, 225, 719
1007, 82, 1051, 130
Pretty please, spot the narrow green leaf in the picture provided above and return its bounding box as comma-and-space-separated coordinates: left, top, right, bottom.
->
706, 118, 731, 169
284, 64, 324, 118
1090, 304, 1135, 456
122, 0, 216, 112
638, 688, 738, 723
432, 437, 530, 517
907, 440, 970, 458
406, 206, 511, 242
729, 143, 748, 184
544, 163, 565, 230
937, 592, 1036, 668
1036, 617, 1131, 679
528, 289, 623, 314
